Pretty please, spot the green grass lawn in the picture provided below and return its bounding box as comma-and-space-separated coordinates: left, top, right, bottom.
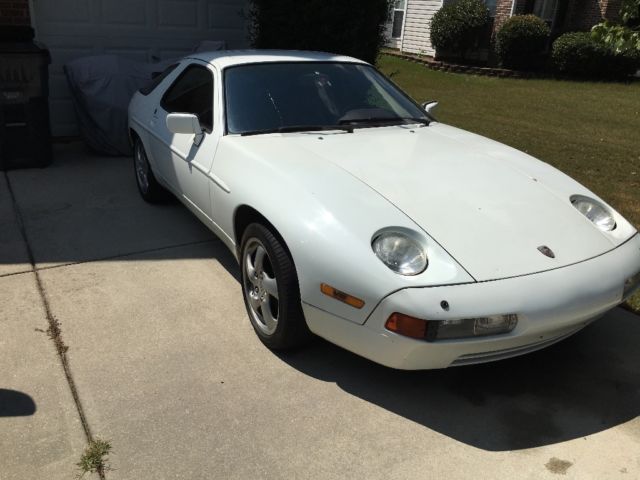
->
378, 54, 640, 313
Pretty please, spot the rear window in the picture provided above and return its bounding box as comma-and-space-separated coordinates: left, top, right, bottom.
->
139, 63, 179, 96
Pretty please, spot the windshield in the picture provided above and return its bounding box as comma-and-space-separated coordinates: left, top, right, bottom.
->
224, 62, 428, 135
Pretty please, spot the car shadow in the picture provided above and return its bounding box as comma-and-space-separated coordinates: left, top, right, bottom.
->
1, 142, 225, 271
276, 309, 639, 451
0, 389, 36, 417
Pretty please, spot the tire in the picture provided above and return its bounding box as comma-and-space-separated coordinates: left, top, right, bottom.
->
240, 223, 311, 350
133, 136, 166, 203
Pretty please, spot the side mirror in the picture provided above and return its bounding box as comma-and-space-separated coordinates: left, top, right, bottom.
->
422, 100, 439, 116
166, 113, 204, 146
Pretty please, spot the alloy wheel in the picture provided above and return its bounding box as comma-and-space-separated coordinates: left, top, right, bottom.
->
135, 142, 150, 193
243, 238, 280, 335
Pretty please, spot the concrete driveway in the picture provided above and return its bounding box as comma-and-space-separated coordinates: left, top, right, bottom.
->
1, 142, 639, 479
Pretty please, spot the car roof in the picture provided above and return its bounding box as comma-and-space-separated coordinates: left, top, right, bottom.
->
186, 49, 369, 69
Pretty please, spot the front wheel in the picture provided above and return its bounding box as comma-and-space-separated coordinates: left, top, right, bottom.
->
133, 137, 166, 203
240, 223, 311, 350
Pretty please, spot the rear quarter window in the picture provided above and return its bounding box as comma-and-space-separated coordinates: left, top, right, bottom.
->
139, 63, 179, 96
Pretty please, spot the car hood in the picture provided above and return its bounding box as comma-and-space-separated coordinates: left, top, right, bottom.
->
238, 123, 632, 281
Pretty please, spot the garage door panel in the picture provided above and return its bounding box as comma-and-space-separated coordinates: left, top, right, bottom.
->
102, 0, 147, 26
38, 0, 91, 24
49, 98, 78, 136
103, 49, 150, 62
156, 49, 194, 60
34, 0, 248, 136
49, 75, 72, 96
212, 0, 246, 6
158, 0, 199, 28
207, 3, 244, 29
47, 46, 97, 74
213, 29, 246, 45
49, 99, 75, 124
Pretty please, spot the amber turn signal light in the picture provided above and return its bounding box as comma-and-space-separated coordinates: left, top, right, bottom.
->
320, 283, 365, 309
385, 312, 427, 339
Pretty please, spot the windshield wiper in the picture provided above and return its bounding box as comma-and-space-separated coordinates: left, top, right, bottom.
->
400, 117, 430, 125
339, 117, 430, 128
240, 125, 354, 136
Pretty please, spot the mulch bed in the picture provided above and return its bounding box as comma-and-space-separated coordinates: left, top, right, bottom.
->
381, 49, 545, 79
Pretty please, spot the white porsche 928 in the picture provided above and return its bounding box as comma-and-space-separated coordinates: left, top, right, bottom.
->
128, 50, 640, 369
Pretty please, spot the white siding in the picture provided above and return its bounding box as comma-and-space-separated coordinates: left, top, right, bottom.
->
385, 35, 402, 49
401, 0, 442, 56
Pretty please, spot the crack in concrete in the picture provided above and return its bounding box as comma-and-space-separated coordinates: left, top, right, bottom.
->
0, 268, 34, 279
3, 171, 106, 479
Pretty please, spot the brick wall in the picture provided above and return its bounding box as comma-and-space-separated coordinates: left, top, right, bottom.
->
492, 0, 528, 35
562, 0, 621, 31
603, 0, 623, 18
0, 0, 30, 25
563, 0, 604, 30
493, 0, 623, 35
493, 0, 515, 33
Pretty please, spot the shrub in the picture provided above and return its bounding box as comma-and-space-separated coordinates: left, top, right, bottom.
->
592, 0, 640, 56
430, 0, 491, 60
247, 0, 391, 65
551, 32, 639, 79
496, 15, 550, 70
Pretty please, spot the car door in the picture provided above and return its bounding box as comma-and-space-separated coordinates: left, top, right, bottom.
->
153, 62, 220, 221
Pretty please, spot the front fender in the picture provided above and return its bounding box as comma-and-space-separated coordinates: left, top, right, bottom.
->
211, 135, 474, 325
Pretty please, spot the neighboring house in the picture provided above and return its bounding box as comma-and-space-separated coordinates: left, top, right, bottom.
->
386, 0, 623, 57
0, 0, 247, 137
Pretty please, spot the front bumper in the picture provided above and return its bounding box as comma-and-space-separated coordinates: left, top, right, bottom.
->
303, 234, 640, 370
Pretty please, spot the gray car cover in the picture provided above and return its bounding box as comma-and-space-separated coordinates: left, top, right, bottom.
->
64, 41, 226, 156
64, 55, 174, 156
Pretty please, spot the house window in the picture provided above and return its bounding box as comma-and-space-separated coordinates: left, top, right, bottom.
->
533, 0, 558, 23
484, 0, 497, 16
391, 0, 406, 39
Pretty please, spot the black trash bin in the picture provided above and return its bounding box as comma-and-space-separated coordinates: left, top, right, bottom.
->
0, 28, 52, 170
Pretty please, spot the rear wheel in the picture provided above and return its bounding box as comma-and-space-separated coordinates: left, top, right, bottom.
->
133, 137, 166, 203
240, 223, 311, 350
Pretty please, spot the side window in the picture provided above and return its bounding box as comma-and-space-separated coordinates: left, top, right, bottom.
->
161, 65, 214, 132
